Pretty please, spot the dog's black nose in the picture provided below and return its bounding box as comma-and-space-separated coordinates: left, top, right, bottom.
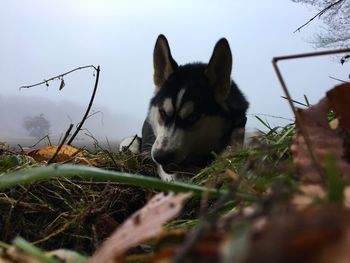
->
152, 150, 175, 165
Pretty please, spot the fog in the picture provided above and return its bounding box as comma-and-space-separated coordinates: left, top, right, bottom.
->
0, 95, 142, 147
1, 0, 349, 148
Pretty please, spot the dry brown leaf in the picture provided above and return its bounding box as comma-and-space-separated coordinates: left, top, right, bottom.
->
326, 84, 350, 131
292, 85, 350, 182
28, 145, 87, 163
150, 231, 224, 263
245, 206, 350, 263
292, 184, 326, 210
89, 192, 192, 263
292, 185, 350, 210
343, 186, 350, 209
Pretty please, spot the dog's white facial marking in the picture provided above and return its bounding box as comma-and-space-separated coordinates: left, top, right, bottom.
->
152, 124, 183, 154
151, 121, 187, 164
179, 102, 194, 119
148, 105, 178, 163
148, 106, 161, 135
162, 98, 174, 116
176, 88, 186, 109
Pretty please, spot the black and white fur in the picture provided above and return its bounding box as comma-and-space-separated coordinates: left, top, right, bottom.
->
120, 35, 248, 181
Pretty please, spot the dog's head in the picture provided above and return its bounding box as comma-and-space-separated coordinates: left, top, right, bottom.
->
148, 35, 243, 166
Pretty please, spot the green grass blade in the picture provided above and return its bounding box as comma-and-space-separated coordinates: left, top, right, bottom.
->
13, 237, 60, 263
275, 126, 294, 145
325, 154, 344, 203
303, 94, 310, 107
0, 164, 226, 197
255, 115, 273, 132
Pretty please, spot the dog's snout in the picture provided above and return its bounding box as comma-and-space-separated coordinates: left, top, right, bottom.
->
152, 150, 175, 165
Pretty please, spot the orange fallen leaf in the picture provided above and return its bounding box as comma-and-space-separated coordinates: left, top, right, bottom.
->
89, 192, 192, 263
29, 145, 80, 162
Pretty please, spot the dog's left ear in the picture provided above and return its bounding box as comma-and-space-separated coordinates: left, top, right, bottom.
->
153, 34, 178, 91
205, 38, 232, 100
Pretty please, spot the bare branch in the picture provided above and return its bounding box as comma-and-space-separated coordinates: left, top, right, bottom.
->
293, 0, 345, 33
67, 66, 101, 145
341, 54, 350, 65
328, 76, 350, 84
126, 134, 138, 150
281, 96, 309, 107
19, 65, 97, 90
30, 135, 52, 148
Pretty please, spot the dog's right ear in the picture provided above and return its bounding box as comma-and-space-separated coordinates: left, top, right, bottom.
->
205, 38, 232, 100
153, 34, 178, 91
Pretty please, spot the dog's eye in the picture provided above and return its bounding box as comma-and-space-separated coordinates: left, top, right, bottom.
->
159, 109, 167, 120
186, 112, 201, 124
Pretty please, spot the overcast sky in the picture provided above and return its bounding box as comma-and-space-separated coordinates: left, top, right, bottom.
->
1, 0, 349, 142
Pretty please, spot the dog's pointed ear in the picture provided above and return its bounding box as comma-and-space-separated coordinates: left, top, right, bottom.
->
205, 38, 232, 100
153, 34, 178, 91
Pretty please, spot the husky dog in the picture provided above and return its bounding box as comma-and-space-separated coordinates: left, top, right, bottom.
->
120, 35, 248, 181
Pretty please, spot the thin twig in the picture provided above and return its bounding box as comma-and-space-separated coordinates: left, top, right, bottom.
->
17, 144, 24, 153
75, 111, 103, 129
293, 0, 344, 33
67, 65, 100, 145
272, 47, 350, 182
273, 48, 350, 61
250, 113, 294, 122
19, 65, 97, 90
30, 135, 52, 148
126, 134, 139, 149
84, 132, 119, 168
273, 60, 323, 181
281, 96, 309, 107
105, 136, 113, 152
328, 76, 350, 84
340, 54, 350, 65
86, 110, 103, 121
47, 124, 74, 164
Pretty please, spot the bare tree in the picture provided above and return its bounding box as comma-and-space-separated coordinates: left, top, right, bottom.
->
292, 0, 349, 49
23, 114, 51, 139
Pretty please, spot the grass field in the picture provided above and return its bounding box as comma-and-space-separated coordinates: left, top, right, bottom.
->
1, 102, 349, 262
